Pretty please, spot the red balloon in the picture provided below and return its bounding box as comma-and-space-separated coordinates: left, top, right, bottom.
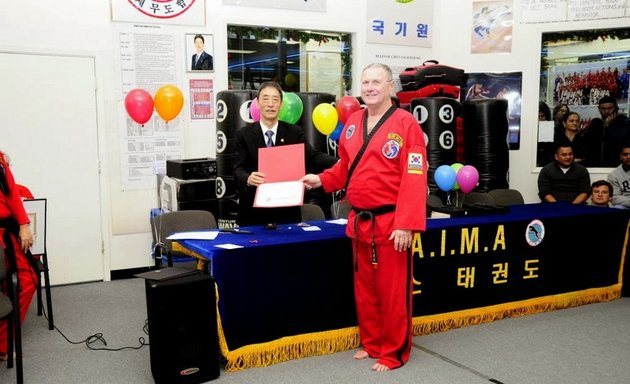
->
335, 96, 361, 124
125, 89, 154, 125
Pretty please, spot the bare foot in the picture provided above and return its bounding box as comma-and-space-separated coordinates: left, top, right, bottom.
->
353, 349, 369, 360
371, 362, 390, 372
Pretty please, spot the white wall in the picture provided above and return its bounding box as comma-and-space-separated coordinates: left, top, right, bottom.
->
1, 1, 627, 279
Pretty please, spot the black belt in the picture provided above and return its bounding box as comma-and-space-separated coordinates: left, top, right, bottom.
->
352, 205, 396, 270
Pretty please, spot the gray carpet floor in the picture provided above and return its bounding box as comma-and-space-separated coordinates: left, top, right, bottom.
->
1, 278, 629, 384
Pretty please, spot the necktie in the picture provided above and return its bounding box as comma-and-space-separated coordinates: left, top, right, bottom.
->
265, 130, 274, 147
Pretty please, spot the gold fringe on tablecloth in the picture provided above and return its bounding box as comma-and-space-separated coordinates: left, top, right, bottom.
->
412, 284, 621, 336
216, 284, 621, 372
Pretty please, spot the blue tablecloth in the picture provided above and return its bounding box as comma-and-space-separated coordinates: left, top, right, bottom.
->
175, 203, 630, 371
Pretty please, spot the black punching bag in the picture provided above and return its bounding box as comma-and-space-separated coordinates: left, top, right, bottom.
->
410, 97, 461, 193
215, 90, 256, 228
463, 98, 509, 192
297, 92, 338, 218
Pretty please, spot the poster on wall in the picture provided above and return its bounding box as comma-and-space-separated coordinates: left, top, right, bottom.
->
520, 0, 630, 23
366, 0, 433, 48
117, 24, 183, 190
222, 0, 325, 11
462, 72, 523, 150
471, 0, 513, 54
190, 79, 214, 120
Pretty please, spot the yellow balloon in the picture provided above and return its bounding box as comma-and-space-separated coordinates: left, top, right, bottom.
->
312, 103, 338, 135
154, 85, 184, 122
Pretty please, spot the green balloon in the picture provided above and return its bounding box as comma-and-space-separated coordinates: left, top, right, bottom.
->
278, 92, 303, 124
450, 163, 463, 190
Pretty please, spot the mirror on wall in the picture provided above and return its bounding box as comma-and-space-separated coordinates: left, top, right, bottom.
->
537, 27, 630, 167
227, 25, 351, 99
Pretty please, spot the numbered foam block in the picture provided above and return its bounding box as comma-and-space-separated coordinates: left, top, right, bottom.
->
216, 90, 257, 140
463, 98, 509, 192
214, 175, 238, 200
410, 97, 461, 193
216, 133, 237, 156
216, 153, 236, 178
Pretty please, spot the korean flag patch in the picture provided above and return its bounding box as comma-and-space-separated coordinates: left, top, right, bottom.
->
407, 153, 424, 174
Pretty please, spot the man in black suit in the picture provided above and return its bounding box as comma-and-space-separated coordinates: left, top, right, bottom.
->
234, 82, 337, 226
191, 34, 213, 71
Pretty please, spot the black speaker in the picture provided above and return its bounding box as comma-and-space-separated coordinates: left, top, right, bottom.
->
145, 272, 220, 384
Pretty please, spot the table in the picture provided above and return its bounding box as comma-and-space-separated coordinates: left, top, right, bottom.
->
174, 203, 630, 371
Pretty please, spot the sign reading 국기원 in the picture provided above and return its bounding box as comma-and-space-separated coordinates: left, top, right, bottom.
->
366, 0, 434, 47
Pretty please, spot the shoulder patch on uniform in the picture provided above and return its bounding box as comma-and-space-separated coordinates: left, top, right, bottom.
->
387, 133, 403, 147
345, 124, 356, 140
382, 139, 401, 159
407, 153, 424, 174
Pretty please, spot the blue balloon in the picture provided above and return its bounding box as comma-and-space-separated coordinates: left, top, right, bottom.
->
329, 121, 344, 140
434, 165, 457, 192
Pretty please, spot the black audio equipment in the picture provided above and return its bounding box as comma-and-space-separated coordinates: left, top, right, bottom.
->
144, 272, 220, 384
167, 158, 217, 180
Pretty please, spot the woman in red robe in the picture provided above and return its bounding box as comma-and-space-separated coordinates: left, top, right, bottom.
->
0, 151, 37, 361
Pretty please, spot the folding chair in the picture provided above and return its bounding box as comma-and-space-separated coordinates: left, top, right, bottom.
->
22, 198, 53, 331
330, 200, 351, 219
151, 210, 218, 268
301, 203, 326, 221
488, 188, 525, 207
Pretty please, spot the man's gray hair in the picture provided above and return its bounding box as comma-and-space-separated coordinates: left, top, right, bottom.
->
363, 63, 394, 82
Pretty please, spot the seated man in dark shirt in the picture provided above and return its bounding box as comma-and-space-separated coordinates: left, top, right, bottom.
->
538, 144, 591, 204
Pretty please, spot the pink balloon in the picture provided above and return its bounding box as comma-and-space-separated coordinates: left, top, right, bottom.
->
456, 165, 479, 194
250, 98, 261, 122
124, 89, 154, 125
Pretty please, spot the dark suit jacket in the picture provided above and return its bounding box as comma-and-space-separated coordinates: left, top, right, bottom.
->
234, 121, 337, 226
191, 51, 213, 71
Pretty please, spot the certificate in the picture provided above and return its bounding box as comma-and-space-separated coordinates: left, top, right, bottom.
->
254, 143, 305, 208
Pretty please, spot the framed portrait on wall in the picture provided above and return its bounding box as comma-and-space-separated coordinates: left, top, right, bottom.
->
187, 33, 214, 72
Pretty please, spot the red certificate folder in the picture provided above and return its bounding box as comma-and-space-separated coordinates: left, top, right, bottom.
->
254, 143, 305, 207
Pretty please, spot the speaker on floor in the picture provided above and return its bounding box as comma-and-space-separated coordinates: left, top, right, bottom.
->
145, 272, 220, 384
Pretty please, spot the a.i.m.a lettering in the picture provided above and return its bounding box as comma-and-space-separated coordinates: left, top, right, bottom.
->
412, 225, 506, 258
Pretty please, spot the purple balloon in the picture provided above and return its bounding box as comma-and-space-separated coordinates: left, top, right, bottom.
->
250, 98, 261, 122
456, 165, 479, 194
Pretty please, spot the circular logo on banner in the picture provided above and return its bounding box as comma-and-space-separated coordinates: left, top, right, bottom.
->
525, 219, 545, 247
438, 130, 454, 150
239, 100, 254, 124
216, 131, 227, 153
439, 104, 454, 124
127, 0, 196, 19
216, 100, 228, 123
412, 104, 429, 125
216, 177, 226, 199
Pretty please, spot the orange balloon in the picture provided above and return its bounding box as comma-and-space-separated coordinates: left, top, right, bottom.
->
154, 85, 184, 122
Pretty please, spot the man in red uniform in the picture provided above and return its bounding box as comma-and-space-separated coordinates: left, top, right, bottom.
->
302, 63, 427, 371
0, 151, 37, 361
